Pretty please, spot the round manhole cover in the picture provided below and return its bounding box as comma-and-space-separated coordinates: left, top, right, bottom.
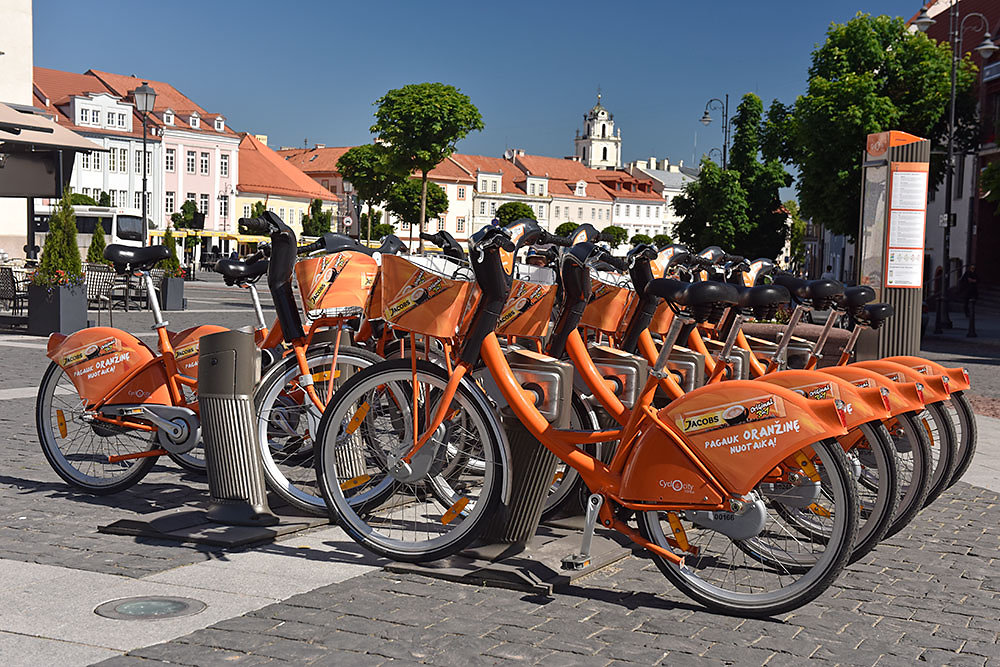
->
94, 596, 207, 620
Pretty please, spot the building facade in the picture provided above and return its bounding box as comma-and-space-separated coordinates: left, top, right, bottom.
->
626, 157, 699, 238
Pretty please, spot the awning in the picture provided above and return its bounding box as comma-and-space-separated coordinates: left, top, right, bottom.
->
0, 102, 103, 152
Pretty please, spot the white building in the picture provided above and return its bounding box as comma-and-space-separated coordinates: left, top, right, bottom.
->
34, 68, 162, 225
574, 92, 622, 170
626, 157, 699, 238
0, 0, 34, 255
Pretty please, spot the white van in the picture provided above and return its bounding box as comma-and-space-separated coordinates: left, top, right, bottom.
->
34, 204, 147, 256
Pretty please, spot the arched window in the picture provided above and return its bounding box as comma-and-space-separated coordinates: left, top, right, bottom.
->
602, 147, 608, 161
582, 146, 587, 161
586, 124, 590, 136
601, 123, 606, 138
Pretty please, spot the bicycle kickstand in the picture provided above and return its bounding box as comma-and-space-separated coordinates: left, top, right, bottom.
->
561, 493, 604, 571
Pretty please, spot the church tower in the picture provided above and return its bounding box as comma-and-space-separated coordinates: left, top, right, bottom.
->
574, 90, 621, 170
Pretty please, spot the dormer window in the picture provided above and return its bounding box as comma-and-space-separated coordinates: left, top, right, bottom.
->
163, 109, 174, 125
214, 117, 225, 132
575, 180, 587, 197
189, 112, 200, 129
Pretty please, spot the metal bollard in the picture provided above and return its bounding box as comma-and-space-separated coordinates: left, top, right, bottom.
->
199, 330, 278, 526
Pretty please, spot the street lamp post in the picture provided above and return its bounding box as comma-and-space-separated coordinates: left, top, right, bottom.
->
915, 6, 998, 334
131, 82, 157, 240
700, 94, 730, 169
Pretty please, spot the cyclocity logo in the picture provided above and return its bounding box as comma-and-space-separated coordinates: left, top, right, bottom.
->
659, 479, 695, 494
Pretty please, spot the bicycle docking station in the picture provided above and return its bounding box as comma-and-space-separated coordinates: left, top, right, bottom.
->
100, 330, 326, 547
386, 349, 633, 595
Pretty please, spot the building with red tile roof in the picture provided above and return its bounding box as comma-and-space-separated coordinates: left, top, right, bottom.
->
236, 134, 336, 237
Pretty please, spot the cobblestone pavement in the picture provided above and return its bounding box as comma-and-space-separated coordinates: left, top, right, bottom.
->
90, 481, 1000, 667
2, 280, 999, 665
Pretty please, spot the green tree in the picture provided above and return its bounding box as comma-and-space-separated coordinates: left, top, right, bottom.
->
769, 13, 977, 239
171, 199, 198, 229
38, 190, 83, 281
652, 233, 673, 248
386, 179, 449, 233
97, 191, 111, 207
251, 201, 267, 218
337, 144, 406, 241
784, 199, 808, 268
301, 199, 332, 237
729, 93, 792, 258
671, 158, 749, 250
157, 226, 181, 275
495, 202, 536, 226
630, 234, 653, 246
554, 222, 579, 237
600, 225, 628, 249
70, 192, 98, 206
370, 223, 396, 241
86, 219, 109, 265
359, 210, 394, 242
371, 82, 484, 251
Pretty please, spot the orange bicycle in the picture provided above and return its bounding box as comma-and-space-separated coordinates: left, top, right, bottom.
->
314, 220, 860, 617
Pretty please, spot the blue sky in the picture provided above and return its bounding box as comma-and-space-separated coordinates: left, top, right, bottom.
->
35, 0, 922, 166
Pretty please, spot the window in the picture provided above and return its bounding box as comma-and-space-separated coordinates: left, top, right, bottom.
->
582, 147, 587, 162
164, 110, 174, 125
118, 148, 126, 173
166, 191, 175, 213
625, 204, 630, 217
539, 184, 545, 196
457, 186, 466, 200
615, 204, 620, 216
118, 112, 126, 127
219, 195, 229, 218
530, 183, 536, 195
93, 152, 101, 171
489, 202, 496, 215
120, 190, 127, 207
108, 190, 116, 207
436, 218, 443, 232
198, 194, 209, 214
109, 148, 117, 172
135, 150, 142, 173
601, 123, 606, 138
330, 183, 337, 194
81, 187, 90, 198
602, 147, 608, 161
598, 209, 603, 221
81, 152, 91, 170
322, 179, 329, 189
134, 191, 142, 209
186, 192, 195, 205
279, 207, 285, 221
456, 217, 465, 233
555, 205, 560, 218
186, 151, 196, 173
577, 207, 583, 218
480, 201, 486, 215
538, 205, 544, 219
591, 208, 595, 220
91, 109, 100, 124
189, 114, 200, 129
490, 180, 497, 193
200, 152, 210, 175
165, 148, 175, 172
214, 118, 225, 132
480, 178, 487, 191
243, 204, 251, 218
220, 153, 229, 177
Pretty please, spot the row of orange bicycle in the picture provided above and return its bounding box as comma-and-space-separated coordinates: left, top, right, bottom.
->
36, 211, 975, 617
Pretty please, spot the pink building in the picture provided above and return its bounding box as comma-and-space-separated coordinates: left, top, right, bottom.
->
89, 70, 241, 242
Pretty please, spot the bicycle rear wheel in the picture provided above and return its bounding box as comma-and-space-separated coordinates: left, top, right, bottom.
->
315, 359, 506, 562
944, 391, 976, 487
920, 402, 957, 507
36, 362, 159, 494
885, 411, 932, 537
637, 439, 858, 617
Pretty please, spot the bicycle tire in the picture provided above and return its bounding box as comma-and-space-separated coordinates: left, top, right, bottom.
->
637, 439, 858, 618
36, 361, 159, 494
254, 343, 384, 514
315, 359, 507, 562
920, 402, 957, 507
945, 391, 977, 487
885, 411, 932, 537
540, 393, 603, 521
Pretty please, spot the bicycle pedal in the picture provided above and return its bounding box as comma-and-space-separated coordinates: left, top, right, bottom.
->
561, 553, 591, 571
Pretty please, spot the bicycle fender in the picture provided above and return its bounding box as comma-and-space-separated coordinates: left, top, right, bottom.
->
755, 369, 890, 429
852, 360, 950, 403
819, 366, 925, 416
622, 381, 848, 499
46, 328, 171, 406
883, 355, 971, 392
168, 325, 228, 379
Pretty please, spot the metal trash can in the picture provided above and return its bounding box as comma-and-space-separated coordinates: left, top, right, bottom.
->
199, 330, 278, 526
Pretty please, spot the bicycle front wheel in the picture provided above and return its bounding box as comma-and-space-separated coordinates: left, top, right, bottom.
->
637, 439, 858, 617
885, 411, 932, 537
36, 362, 159, 494
920, 402, 957, 507
944, 391, 976, 487
315, 359, 506, 562
255, 344, 384, 514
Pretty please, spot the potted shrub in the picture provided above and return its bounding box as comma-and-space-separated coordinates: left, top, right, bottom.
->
28, 191, 87, 336
158, 226, 185, 311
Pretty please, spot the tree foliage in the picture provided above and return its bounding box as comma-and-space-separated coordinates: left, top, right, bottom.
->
768, 13, 978, 239
630, 234, 653, 246
495, 202, 536, 226
70, 192, 98, 206
302, 199, 333, 237
251, 201, 267, 218
385, 179, 448, 229
157, 226, 181, 275
97, 190, 111, 207
652, 233, 673, 248
554, 222, 579, 237
38, 190, 83, 281
371, 82, 483, 250
600, 225, 628, 249
672, 158, 749, 251
171, 200, 198, 229
86, 218, 109, 265
337, 144, 406, 240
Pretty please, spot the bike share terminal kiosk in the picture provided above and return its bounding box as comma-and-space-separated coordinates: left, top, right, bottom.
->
856, 131, 930, 358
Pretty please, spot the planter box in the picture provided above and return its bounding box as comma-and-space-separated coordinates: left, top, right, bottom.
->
28, 283, 87, 337
160, 276, 185, 311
